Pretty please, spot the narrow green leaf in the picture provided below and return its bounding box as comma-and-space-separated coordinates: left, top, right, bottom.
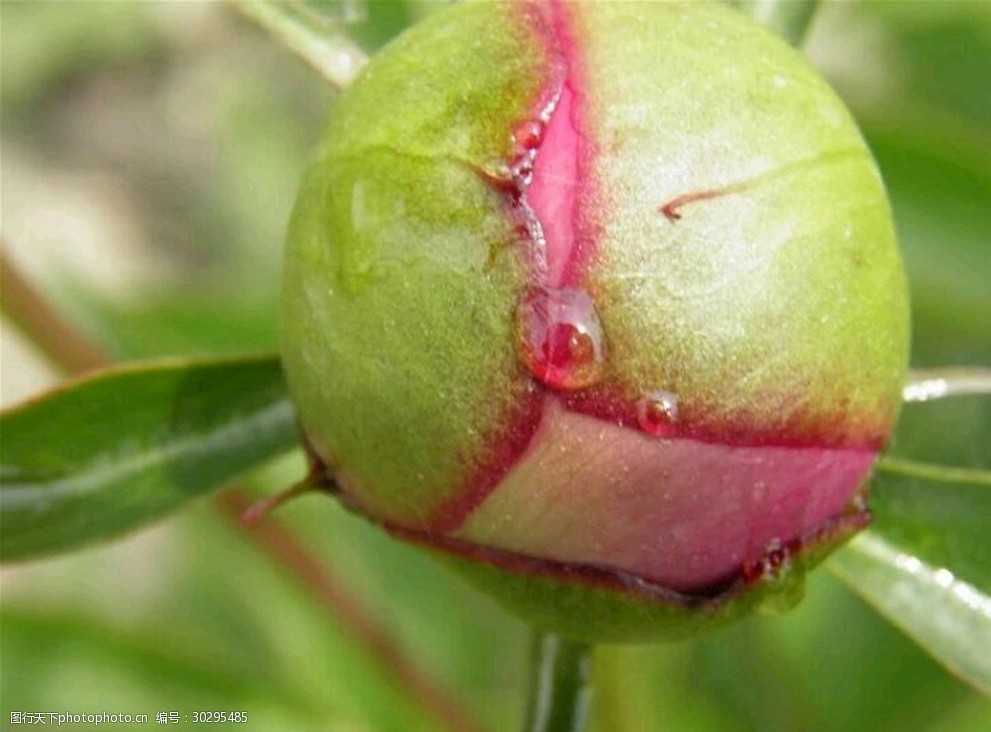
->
734, 0, 820, 47
829, 390, 991, 696
0, 355, 297, 561
0, 609, 298, 704
830, 532, 991, 697
229, 0, 368, 92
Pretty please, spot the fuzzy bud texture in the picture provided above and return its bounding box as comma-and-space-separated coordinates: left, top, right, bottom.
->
280, 1, 909, 640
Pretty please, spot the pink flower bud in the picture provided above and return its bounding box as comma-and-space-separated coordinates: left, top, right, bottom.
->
280, 0, 909, 640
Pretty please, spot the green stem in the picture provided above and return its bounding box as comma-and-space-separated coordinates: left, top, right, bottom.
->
903, 367, 991, 403
227, 0, 368, 92
735, 0, 820, 47
523, 632, 594, 732
876, 457, 991, 487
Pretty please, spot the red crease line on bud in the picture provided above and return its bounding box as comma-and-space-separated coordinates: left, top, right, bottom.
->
660, 185, 748, 222
659, 148, 866, 221
428, 388, 547, 534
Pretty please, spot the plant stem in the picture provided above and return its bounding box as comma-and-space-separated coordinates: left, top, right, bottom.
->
735, 0, 820, 47
227, 0, 368, 92
876, 457, 991, 487
903, 367, 991, 403
0, 247, 481, 732
1, 254, 109, 374
523, 632, 594, 732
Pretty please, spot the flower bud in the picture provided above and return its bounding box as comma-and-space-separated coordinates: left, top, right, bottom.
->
280, 1, 909, 641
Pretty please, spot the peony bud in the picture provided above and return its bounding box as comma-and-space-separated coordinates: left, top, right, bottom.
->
280, 1, 909, 641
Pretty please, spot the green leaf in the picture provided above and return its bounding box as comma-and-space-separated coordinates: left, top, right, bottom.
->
230, 0, 368, 91
733, 0, 819, 47
830, 532, 991, 698
829, 391, 991, 696
865, 123, 991, 367
0, 355, 297, 561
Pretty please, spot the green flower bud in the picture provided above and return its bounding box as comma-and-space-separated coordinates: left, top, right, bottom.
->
280, 0, 909, 641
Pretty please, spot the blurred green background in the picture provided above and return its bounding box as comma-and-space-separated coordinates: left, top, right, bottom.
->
2, 2, 989, 731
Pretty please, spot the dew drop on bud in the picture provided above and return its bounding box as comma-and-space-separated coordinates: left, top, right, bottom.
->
506, 119, 545, 187
741, 538, 793, 584
513, 119, 545, 152
635, 390, 679, 436
515, 286, 606, 391
510, 159, 534, 185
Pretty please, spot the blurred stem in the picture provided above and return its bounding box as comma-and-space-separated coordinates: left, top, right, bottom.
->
1, 252, 108, 374
904, 367, 991, 403
228, 0, 368, 92
876, 457, 991, 487
523, 632, 594, 732
735, 0, 820, 47
0, 247, 481, 732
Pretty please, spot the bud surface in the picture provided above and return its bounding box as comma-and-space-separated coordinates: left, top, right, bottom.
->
280, 0, 909, 641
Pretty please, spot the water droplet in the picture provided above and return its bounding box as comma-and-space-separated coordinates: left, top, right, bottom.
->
510, 157, 534, 185
515, 286, 606, 391
849, 486, 869, 514
514, 120, 545, 152
505, 119, 546, 188
636, 391, 679, 436
742, 538, 793, 584
743, 539, 807, 612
